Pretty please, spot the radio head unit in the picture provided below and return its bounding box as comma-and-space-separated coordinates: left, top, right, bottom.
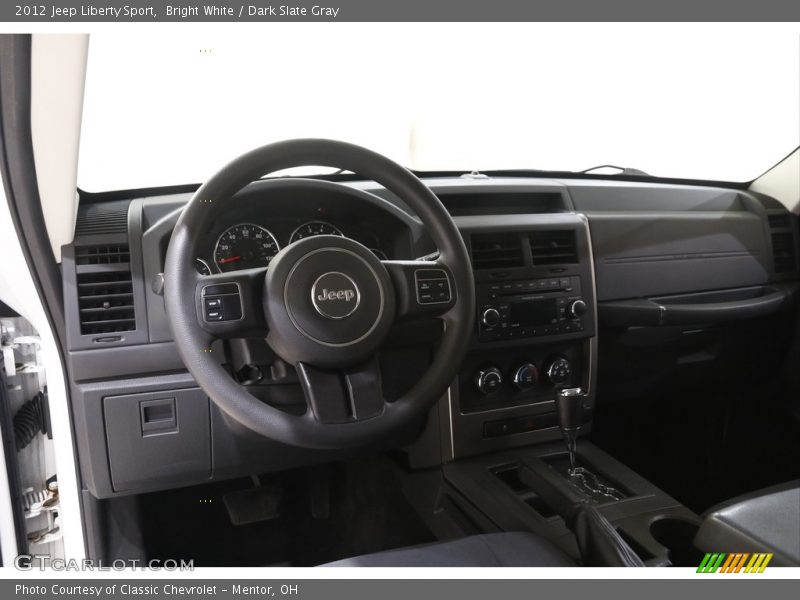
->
478, 276, 588, 341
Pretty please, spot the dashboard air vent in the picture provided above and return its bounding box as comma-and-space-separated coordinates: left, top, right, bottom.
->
76, 270, 136, 335
771, 232, 797, 274
528, 230, 578, 265
767, 212, 797, 274
75, 200, 130, 236
768, 214, 791, 229
470, 233, 524, 269
75, 244, 130, 265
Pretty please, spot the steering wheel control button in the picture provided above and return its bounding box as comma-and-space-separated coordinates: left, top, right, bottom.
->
475, 366, 503, 395
513, 363, 539, 390
202, 282, 239, 296
205, 308, 223, 321
415, 269, 451, 304
201, 284, 243, 322
311, 272, 361, 320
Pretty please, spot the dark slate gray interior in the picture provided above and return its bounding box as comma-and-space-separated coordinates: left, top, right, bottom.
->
61, 175, 800, 566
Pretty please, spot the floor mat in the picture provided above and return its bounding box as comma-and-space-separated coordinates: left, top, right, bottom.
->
138, 455, 436, 566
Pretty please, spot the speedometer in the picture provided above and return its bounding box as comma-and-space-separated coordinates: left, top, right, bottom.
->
214, 223, 280, 273
289, 221, 343, 244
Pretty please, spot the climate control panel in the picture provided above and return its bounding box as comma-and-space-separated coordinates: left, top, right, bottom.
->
470, 355, 576, 399
458, 336, 586, 414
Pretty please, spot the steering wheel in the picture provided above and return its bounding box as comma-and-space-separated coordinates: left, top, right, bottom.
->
164, 139, 475, 449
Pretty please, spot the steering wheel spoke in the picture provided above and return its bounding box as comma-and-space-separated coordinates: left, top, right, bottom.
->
296, 357, 385, 424
194, 267, 269, 338
383, 260, 457, 319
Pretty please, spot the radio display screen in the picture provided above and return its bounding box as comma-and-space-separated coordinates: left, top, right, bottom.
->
510, 299, 558, 326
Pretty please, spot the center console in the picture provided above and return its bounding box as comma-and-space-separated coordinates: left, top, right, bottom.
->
440, 441, 702, 566
415, 191, 702, 567
439, 211, 598, 459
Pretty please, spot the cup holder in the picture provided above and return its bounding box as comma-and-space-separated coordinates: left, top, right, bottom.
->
649, 517, 704, 567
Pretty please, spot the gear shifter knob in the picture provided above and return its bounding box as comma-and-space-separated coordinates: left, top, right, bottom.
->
556, 387, 584, 471
556, 388, 584, 430
556, 387, 584, 431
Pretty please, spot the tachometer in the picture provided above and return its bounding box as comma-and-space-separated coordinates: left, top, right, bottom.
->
214, 223, 280, 272
289, 221, 343, 244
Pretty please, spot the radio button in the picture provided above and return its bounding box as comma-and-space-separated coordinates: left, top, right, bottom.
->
568, 299, 588, 318
481, 308, 501, 328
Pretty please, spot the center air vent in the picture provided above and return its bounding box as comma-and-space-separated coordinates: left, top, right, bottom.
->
77, 269, 135, 335
529, 230, 578, 265
470, 233, 524, 270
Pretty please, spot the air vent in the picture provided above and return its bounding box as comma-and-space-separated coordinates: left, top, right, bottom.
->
771, 232, 797, 274
529, 230, 578, 265
75, 200, 130, 236
470, 233, 524, 270
77, 270, 135, 335
75, 244, 130, 265
768, 214, 791, 229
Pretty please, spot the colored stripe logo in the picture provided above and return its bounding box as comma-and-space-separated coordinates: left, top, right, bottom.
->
697, 552, 773, 573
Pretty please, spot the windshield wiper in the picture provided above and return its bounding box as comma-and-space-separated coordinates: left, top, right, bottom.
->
580, 164, 650, 176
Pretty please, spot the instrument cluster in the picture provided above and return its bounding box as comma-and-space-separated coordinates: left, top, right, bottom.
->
195, 219, 387, 275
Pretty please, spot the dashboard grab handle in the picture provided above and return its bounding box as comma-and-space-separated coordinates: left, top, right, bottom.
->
599, 285, 797, 327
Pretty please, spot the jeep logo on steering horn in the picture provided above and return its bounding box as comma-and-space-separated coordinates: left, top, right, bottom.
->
317, 288, 356, 302
311, 272, 361, 320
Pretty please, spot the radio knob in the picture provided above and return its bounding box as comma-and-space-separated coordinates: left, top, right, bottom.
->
568, 299, 587, 318
545, 357, 572, 385
481, 307, 501, 328
475, 367, 503, 395
513, 363, 539, 390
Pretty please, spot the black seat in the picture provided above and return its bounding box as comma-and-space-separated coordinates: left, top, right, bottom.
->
695, 480, 800, 566
323, 532, 575, 567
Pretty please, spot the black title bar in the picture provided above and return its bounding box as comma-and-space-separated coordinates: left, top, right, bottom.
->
4, 0, 800, 22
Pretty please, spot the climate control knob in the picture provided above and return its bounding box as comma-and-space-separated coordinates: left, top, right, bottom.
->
512, 363, 539, 390
481, 307, 501, 328
544, 357, 572, 385
475, 367, 503, 395
568, 299, 587, 318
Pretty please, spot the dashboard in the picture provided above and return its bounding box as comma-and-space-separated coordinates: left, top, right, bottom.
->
62, 175, 799, 498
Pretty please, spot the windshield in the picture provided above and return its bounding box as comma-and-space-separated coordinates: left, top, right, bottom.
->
78, 25, 800, 192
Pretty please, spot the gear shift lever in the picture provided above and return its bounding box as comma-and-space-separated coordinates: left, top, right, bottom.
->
553, 388, 625, 501
555, 387, 584, 472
